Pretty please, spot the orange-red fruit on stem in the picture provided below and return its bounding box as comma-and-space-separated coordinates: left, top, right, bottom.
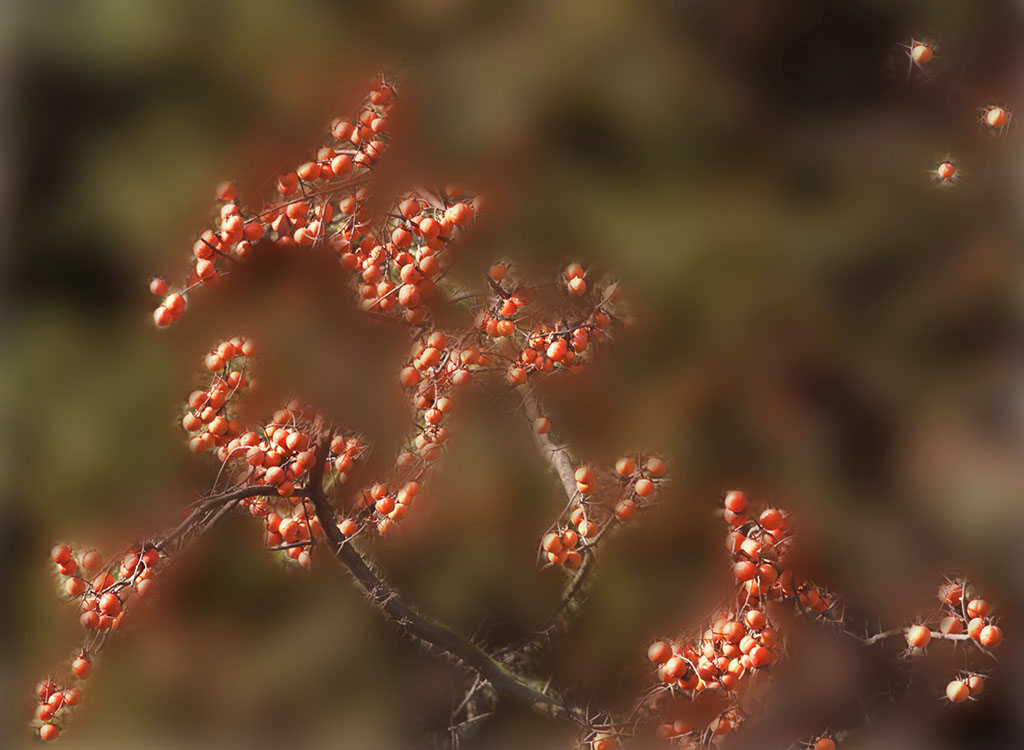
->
979, 625, 1003, 648
72, 655, 92, 678
906, 624, 931, 648
911, 44, 932, 65
967, 599, 990, 618
758, 508, 782, 530
946, 680, 969, 703
723, 490, 747, 513
647, 641, 672, 664
645, 456, 667, 477
541, 533, 563, 554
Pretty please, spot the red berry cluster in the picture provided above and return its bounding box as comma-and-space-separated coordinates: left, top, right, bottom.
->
35, 544, 162, 739
33, 656, 89, 742
540, 455, 667, 570
339, 192, 475, 324
481, 263, 619, 385
637, 491, 827, 745
181, 336, 254, 454
50, 543, 160, 631
914, 579, 1002, 705
150, 76, 401, 328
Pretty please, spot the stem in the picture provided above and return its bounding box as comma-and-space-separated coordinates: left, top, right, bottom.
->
304, 428, 585, 724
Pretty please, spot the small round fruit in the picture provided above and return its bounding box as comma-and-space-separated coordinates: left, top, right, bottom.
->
72, 655, 92, 678
966, 599, 990, 618
906, 624, 931, 648
911, 43, 933, 65
647, 641, 672, 664
967, 674, 985, 695
634, 478, 654, 497
946, 679, 969, 703
645, 456, 667, 477
615, 457, 636, 476
723, 491, 747, 513
979, 625, 1003, 648
758, 508, 782, 530
541, 533, 563, 554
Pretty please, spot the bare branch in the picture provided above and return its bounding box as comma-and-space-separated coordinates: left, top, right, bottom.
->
304, 427, 586, 725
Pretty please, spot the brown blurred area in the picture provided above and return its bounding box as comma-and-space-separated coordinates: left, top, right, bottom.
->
3, 0, 1024, 747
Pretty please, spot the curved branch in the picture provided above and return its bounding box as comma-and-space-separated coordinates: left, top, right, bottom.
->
304, 427, 585, 724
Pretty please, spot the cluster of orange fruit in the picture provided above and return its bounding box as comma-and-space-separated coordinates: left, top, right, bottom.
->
906, 41, 1013, 184
541, 455, 667, 570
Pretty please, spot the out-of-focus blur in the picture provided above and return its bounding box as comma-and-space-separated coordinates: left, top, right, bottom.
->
3, 0, 1024, 748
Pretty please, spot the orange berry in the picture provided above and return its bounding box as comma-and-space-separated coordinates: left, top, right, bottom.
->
723, 491, 747, 513
72, 655, 92, 678
215, 180, 237, 201
967, 599, 990, 618
946, 680, 969, 703
967, 674, 985, 695
634, 478, 654, 497
979, 625, 1003, 648
906, 624, 931, 648
733, 561, 757, 581
967, 617, 985, 640
99, 592, 122, 616
939, 616, 964, 635
748, 645, 771, 668
745, 610, 766, 630
758, 508, 782, 530
541, 533, 563, 554
647, 640, 672, 663
80, 550, 102, 572
615, 457, 636, 476
153, 306, 174, 326
613, 498, 638, 522
938, 582, 963, 606
574, 466, 595, 484
911, 44, 932, 64
985, 106, 1009, 128
645, 456, 667, 477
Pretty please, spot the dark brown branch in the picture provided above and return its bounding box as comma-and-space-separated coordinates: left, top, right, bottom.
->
304, 427, 585, 724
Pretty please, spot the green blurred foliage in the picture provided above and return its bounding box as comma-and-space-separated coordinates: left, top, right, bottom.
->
3, 0, 1024, 747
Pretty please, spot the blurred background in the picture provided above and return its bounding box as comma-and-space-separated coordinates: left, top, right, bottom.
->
3, 0, 1024, 747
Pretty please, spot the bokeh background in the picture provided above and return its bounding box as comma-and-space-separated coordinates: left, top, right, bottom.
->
3, 0, 1024, 747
